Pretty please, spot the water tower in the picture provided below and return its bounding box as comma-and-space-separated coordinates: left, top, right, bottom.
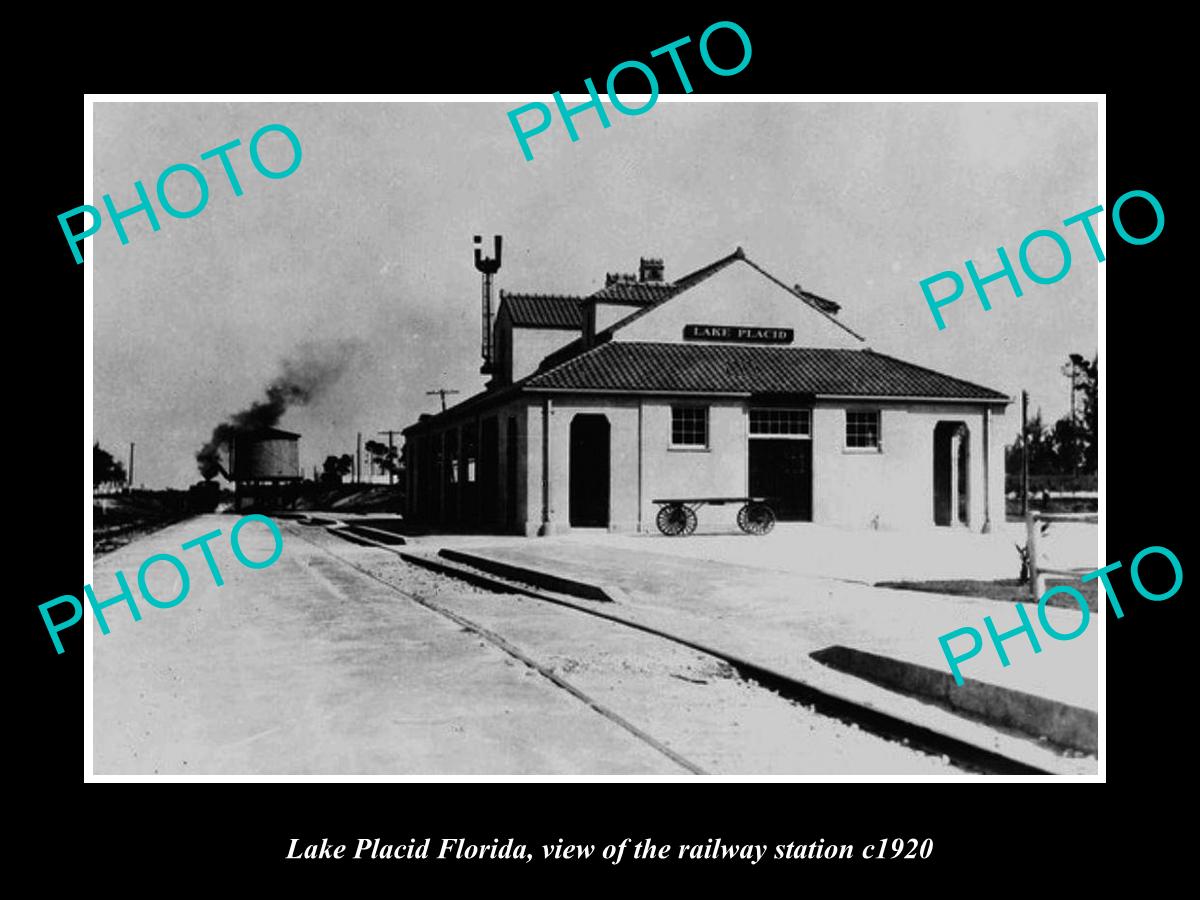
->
229, 427, 302, 511
474, 235, 502, 375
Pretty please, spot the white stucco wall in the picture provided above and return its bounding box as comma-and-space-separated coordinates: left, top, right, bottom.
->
512, 328, 577, 382
540, 397, 642, 533
595, 301, 642, 334
522, 400, 544, 536
415, 392, 1008, 536
638, 399, 747, 531
812, 400, 1006, 531
987, 405, 1008, 530
519, 395, 1007, 535
487, 400, 530, 534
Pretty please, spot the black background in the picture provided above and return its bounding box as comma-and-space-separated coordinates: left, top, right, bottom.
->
21, 7, 1184, 886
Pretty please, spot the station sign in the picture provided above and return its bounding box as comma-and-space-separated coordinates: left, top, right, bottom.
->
682, 324, 795, 344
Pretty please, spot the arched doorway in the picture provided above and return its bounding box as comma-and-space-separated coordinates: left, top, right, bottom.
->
933, 421, 970, 527
569, 414, 610, 527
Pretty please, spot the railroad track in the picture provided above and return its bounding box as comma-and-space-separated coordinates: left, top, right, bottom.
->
288, 523, 706, 773
289, 519, 1049, 775
93, 514, 194, 557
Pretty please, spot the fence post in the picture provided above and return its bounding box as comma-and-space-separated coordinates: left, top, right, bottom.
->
1025, 510, 1044, 599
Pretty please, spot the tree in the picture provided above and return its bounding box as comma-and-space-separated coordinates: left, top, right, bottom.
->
1069, 354, 1098, 472
93, 442, 127, 489
320, 454, 354, 485
364, 439, 402, 477
1050, 416, 1086, 474
1005, 410, 1057, 475
1006, 354, 1099, 480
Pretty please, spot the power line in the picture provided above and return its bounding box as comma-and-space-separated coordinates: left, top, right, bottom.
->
426, 388, 461, 412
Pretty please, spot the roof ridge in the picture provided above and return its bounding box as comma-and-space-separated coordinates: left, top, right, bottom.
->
672, 247, 747, 289
594, 249, 746, 338
591, 249, 869, 344
500, 290, 586, 300
738, 255, 867, 343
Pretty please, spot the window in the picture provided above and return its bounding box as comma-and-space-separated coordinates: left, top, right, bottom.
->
845, 411, 881, 450
671, 406, 709, 448
750, 408, 811, 438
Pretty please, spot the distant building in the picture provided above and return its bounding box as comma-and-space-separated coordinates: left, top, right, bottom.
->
404, 249, 1009, 535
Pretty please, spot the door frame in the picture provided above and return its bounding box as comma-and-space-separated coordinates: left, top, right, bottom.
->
747, 406, 813, 521
569, 413, 611, 528
933, 420, 970, 527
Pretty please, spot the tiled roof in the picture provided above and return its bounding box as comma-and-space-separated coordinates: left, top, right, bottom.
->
525, 341, 1009, 400
589, 281, 678, 304
500, 292, 585, 329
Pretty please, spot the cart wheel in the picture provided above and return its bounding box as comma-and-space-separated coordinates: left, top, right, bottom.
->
737, 502, 776, 535
656, 504, 696, 536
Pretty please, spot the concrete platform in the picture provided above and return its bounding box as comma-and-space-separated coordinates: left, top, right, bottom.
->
427, 537, 1098, 763
419, 520, 1099, 585
810, 646, 1095, 753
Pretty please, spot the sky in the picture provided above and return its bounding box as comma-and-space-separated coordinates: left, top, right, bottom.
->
93, 101, 1098, 489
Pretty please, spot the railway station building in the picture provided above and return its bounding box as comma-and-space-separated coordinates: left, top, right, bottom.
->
403, 248, 1010, 535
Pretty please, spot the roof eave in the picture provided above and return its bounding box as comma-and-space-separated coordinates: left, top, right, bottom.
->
524, 387, 1011, 403
814, 393, 1013, 405
510, 322, 583, 331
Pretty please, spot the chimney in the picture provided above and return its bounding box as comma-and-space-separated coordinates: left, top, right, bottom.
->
639, 257, 664, 283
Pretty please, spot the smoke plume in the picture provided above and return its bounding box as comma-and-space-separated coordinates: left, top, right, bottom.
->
196, 339, 361, 479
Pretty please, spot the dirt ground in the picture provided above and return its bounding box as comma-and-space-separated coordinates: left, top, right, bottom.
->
91, 515, 965, 775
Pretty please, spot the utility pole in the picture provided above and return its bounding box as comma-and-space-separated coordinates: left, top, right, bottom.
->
356, 432, 362, 484
426, 388, 460, 412
1021, 390, 1029, 518
1020, 389, 1043, 597
378, 429, 403, 485
128, 442, 135, 493
1060, 359, 1080, 478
